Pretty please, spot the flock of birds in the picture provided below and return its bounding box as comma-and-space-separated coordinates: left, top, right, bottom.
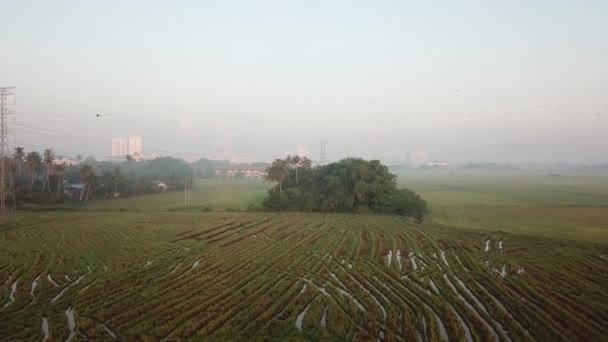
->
450, 91, 607, 125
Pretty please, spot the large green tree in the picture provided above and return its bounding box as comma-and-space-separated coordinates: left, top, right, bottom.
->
42, 149, 55, 194
12, 147, 25, 186
79, 164, 96, 202
25, 151, 41, 191
264, 159, 289, 192
263, 157, 427, 220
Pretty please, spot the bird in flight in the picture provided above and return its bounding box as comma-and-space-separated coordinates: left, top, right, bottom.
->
96, 113, 110, 117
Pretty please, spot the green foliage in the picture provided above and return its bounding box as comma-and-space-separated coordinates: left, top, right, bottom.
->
371, 189, 427, 222
89, 179, 267, 211
6, 147, 197, 207
263, 157, 426, 219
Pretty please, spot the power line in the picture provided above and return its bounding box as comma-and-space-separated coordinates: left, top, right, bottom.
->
15, 103, 287, 161
14, 102, 286, 162
15, 104, 220, 151
0, 87, 15, 223
14, 124, 108, 144
14, 142, 107, 160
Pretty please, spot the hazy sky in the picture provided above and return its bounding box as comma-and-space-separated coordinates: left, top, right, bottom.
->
1, 0, 607, 163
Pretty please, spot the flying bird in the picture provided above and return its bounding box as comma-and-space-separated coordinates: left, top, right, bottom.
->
96, 113, 110, 117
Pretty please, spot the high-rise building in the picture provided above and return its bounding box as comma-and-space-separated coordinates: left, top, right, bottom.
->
128, 136, 143, 159
112, 137, 129, 157
112, 136, 143, 159
216, 143, 231, 160
410, 150, 429, 166
297, 145, 310, 158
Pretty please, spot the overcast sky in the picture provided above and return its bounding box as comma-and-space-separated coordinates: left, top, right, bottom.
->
1, 0, 607, 163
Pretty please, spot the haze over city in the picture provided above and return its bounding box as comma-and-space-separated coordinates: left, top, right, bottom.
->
3, 2, 608, 341
1, 1, 607, 163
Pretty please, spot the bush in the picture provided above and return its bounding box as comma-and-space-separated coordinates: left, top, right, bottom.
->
371, 189, 427, 222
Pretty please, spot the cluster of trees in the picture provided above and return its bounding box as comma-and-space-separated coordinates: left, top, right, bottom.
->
191, 158, 269, 179
2, 147, 194, 208
262, 156, 427, 221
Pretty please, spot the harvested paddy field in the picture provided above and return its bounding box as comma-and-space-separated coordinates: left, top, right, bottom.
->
1, 212, 606, 340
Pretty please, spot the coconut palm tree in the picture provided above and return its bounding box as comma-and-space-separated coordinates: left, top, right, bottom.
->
79, 164, 95, 202
263, 165, 276, 193
111, 166, 123, 197
25, 151, 42, 191
268, 159, 289, 192
54, 162, 67, 194
101, 170, 112, 199
125, 154, 133, 181
7, 158, 18, 208
42, 149, 55, 194
12, 147, 25, 185
287, 155, 302, 185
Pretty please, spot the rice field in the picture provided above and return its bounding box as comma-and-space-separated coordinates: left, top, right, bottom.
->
88, 179, 268, 211
1, 211, 606, 340
396, 169, 608, 241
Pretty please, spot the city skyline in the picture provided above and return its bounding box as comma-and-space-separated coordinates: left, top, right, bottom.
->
112, 136, 143, 159
1, 1, 607, 163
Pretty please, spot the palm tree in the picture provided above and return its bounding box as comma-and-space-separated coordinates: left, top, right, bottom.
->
287, 155, 302, 185
54, 162, 67, 194
111, 166, 123, 197
25, 151, 42, 191
12, 147, 25, 185
125, 154, 133, 181
263, 165, 276, 193
7, 159, 18, 209
42, 149, 55, 194
79, 164, 96, 202
269, 159, 289, 192
101, 170, 112, 199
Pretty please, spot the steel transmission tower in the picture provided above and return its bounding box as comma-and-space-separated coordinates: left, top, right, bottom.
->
319, 138, 327, 165
0, 87, 15, 223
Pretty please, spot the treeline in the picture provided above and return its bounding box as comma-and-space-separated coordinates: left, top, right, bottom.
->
3, 147, 193, 207
262, 156, 427, 221
191, 158, 269, 179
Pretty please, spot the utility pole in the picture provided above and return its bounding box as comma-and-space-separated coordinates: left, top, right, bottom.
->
0, 87, 15, 223
319, 138, 327, 166
184, 176, 191, 209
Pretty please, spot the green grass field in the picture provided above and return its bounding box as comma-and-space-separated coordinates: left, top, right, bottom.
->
396, 169, 608, 242
89, 179, 268, 211
1, 170, 607, 340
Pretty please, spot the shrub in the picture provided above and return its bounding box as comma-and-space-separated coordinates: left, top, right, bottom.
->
371, 188, 427, 222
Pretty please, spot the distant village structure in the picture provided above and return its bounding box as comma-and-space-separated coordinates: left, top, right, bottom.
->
410, 150, 429, 166
426, 160, 449, 167
52, 156, 79, 166
112, 136, 143, 160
